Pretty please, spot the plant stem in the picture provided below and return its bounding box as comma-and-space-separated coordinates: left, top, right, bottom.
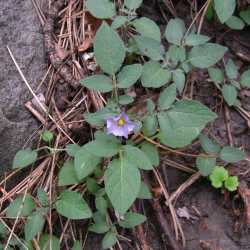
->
139, 133, 217, 158
36, 146, 66, 153
112, 74, 119, 103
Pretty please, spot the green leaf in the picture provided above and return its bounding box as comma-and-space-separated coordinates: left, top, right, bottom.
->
94, 166, 104, 179
72, 241, 82, 250
6, 194, 35, 217
104, 158, 141, 214
158, 83, 176, 110
206, 1, 214, 20
240, 7, 250, 25
224, 176, 239, 191
185, 34, 210, 46
196, 156, 216, 176
94, 131, 120, 144
111, 16, 128, 29
55, 190, 92, 220
208, 67, 224, 84
165, 18, 186, 45
230, 80, 240, 90
146, 99, 155, 114
95, 196, 108, 215
240, 69, 250, 87
119, 95, 134, 105
117, 64, 142, 88
118, 212, 146, 228
86, 0, 116, 19
141, 61, 171, 88
12, 149, 37, 169
225, 59, 238, 79
18, 241, 34, 250
87, 178, 100, 194
133, 17, 161, 41
140, 143, 160, 167
65, 144, 81, 157
167, 45, 186, 64
58, 160, 80, 186
226, 16, 245, 30
37, 188, 49, 206
188, 43, 227, 68
137, 181, 152, 199
231, 79, 241, 89
209, 166, 228, 188
124, 0, 143, 10
93, 211, 106, 223
41, 130, 53, 142
84, 139, 120, 158
102, 231, 117, 249
94, 22, 125, 74
173, 69, 185, 93
39, 234, 60, 250
142, 114, 158, 136
199, 134, 221, 154
158, 113, 199, 148
84, 107, 118, 127
220, 146, 246, 163
0, 221, 7, 237
89, 221, 110, 234
74, 146, 101, 180
134, 36, 164, 61
181, 61, 192, 72
123, 145, 153, 170
25, 211, 45, 241
214, 0, 236, 23
222, 84, 237, 106
181, 61, 192, 73
158, 100, 217, 148
80, 74, 113, 93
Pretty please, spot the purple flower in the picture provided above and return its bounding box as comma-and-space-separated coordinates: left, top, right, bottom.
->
106, 113, 136, 139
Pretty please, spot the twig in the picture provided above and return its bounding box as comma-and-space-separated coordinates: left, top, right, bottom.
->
169, 172, 201, 204
153, 169, 185, 245
48, 134, 61, 247
25, 101, 46, 125
31, 0, 46, 25
0, 218, 29, 250
132, 205, 150, 250
139, 133, 216, 158
224, 105, 234, 146
143, 173, 182, 250
4, 184, 30, 249
197, 0, 212, 34
151, 200, 182, 250
235, 106, 250, 129
0, 158, 50, 205
162, 0, 177, 17
7, 46, 76, 144
161, 156, 196, 174
184, 0, 210, 38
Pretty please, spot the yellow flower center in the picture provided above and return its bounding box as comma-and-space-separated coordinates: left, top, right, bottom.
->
117, 117, 125, 126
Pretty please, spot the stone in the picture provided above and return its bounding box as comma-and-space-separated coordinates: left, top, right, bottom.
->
0, 0, 46, 172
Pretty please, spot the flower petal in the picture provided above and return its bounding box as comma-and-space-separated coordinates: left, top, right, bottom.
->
107, 118, 114, 129
105, 113, 136, 138
126, 122, 136, 132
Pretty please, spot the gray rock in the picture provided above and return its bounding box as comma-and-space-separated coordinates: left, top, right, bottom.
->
0, 0, 46, 172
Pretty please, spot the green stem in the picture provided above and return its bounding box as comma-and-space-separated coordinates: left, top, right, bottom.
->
112, 74, 119, 103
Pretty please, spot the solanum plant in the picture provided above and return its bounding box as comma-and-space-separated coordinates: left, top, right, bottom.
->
5, 0, 248, 249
